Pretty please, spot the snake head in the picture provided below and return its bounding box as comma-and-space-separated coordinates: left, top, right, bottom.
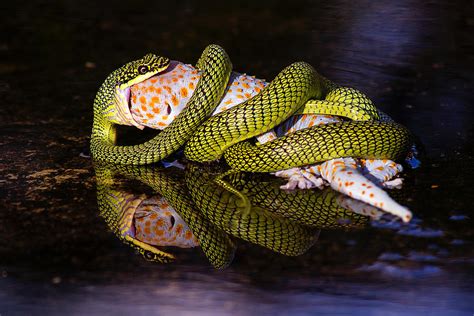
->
94, 53, 170, 129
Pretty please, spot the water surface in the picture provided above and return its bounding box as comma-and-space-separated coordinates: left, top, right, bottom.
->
1, 0, 473, 315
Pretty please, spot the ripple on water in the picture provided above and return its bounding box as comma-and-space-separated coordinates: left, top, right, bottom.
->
371, 216, 444, 238
358, 262, 443, 280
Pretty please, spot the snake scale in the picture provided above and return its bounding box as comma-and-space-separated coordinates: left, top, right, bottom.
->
95, 162, 373, 267
91, 45, 414, 265
90, 44, 411, 169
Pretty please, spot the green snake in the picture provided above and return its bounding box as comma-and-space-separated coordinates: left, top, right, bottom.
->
90, 44, 411, 169
94, 162, 236, 268
94, 162, 372, 267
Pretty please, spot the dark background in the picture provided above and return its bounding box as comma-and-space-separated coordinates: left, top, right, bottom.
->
1, 1, 473, 314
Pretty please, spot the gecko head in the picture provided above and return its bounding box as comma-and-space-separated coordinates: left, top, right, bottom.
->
133, 197, 199, 249
94, 53, 170, 128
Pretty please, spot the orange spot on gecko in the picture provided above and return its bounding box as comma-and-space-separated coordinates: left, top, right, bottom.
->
150, 78, 157, 84
146, 113, 153, 119
243, 82, 250, 89
225, 99, 233, 105
163, 86, 171, 93
362, 190, 366, 195
139, 96, 146, 104
171, 94, 179, 106
141, 105, 147, 111
244, 93, 251, 98
152, 107, 161, 114
185, 231, 193, 239
369, 193, 374, 198
151, 96, 160, 104
180, 87, 188, 98
237, 94, 244, 99
188, 82, 195, 90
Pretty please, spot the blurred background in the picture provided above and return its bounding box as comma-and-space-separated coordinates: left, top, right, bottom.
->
1, 1, 473, 315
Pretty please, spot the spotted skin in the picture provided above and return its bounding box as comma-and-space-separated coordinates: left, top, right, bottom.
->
91, 45, 232, 165
95, 163, 236, 268
130, 61, 268, 129
130, 63, 412, 221
315, 158, 411, 221
134, 196, 199, 248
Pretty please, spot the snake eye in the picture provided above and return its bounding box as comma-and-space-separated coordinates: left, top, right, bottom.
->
138, 65, 149, 74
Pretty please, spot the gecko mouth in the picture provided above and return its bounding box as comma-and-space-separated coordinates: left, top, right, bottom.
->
117, 85, 144, 129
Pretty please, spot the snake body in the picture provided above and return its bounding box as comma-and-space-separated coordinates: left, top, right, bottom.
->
91, 45, 232, 165
91, 45, 409, 171
184, 61, 385, 163
94, 163, 236, 268
95, 163, 377, 266
184, 164, 319, 256
224, 121, 411, 172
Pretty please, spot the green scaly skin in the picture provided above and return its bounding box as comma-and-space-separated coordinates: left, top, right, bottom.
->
224, 121, 412, 172
95, 162, 374, 266
185, 164, 320, 257
91, 45, 232, 165
229, 172, 369, 229
95, 166, 176, 263
94, 162, 236, 269
91, 44, 409, 171
183, 61, 396, 165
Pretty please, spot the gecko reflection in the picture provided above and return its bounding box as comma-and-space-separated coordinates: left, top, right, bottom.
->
94, 162, 385, 268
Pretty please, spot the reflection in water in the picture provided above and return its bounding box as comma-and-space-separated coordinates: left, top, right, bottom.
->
94, 162, 385, 268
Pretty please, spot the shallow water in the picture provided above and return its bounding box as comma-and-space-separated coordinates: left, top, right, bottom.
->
1, 0, 473, 315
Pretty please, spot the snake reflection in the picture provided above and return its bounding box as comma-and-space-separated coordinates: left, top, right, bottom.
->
94, 162, 386, 268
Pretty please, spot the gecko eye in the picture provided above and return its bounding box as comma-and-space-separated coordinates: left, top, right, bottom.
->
138, 65, 149, 74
